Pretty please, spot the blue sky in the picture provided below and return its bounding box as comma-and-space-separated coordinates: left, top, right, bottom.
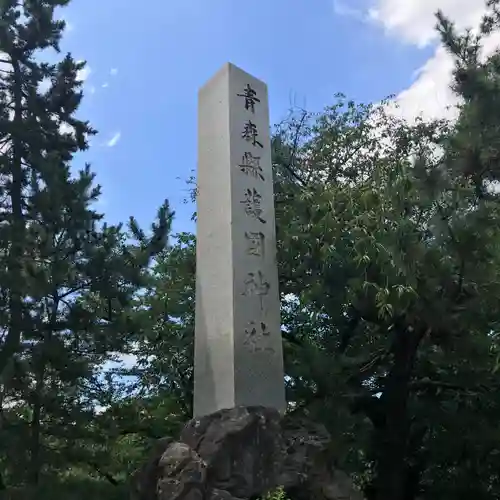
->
50, 0, 495, 380
53, 0, 448, 237
56, 0, 497, 237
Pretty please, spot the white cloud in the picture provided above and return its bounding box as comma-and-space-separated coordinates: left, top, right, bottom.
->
332, 0, 367, 21
59, 122, 75, 135
95, 405, 108, 414
76, 64, 91, 82
387, 46, 460, 122
110, 68, 118, 76
100, 343, 153, 374
369, 0, 485, 48
371, 0, 500, 121
102, 82, 109, 88
0, 51, 10, 74
38, 77, 51, 93
106, 132, 121, 147
104, 352, 137, 370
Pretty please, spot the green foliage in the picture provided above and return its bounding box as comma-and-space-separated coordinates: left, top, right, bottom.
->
261, 486, 288, 500
271, 3, 500, 498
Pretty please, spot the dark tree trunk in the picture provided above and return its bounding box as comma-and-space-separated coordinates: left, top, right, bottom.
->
28, 374, 43, 489
0, 57, 25, 376
374, 327, 424, 500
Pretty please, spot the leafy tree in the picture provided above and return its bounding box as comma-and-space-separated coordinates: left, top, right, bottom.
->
272, 3, 500, 498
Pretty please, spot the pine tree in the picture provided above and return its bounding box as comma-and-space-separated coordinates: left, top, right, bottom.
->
436, 3, 500, 199
0, 1, 173, 496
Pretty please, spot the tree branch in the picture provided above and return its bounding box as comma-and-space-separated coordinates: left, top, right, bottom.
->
88, 461, 120, 486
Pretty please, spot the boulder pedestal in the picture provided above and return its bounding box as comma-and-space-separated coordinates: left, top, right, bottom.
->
130, 406, 363, 500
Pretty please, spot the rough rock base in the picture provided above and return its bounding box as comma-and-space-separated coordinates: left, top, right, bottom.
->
130, 406, 363, 500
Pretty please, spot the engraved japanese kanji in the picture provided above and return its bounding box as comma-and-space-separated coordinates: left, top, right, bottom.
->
242, 270, 270, 310
240, 188, 266, 224
243, 320, 274, 353
245, 231, 264, 256
238, 152, 264, 180
242, 120, 263, 148
237, 83, 260, 113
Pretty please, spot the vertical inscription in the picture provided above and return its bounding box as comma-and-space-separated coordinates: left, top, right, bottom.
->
195, 63, 285, 417
237, 81, 271, 352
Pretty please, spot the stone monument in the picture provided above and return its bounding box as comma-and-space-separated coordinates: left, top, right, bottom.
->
129, 63, 364, 500
194, 62, 286, 417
